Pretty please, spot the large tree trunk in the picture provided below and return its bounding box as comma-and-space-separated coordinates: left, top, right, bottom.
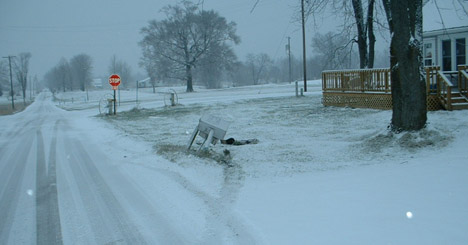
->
252, 65, 258, 85
22, 85, 26, 105
352, 0, 368, 69
367, 0, 376, 68
385, 0, 426, 131
186, 64, 194, 92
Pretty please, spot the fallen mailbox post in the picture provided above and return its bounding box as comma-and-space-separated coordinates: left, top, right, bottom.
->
187, 114, 230, 152
107, 98, 115, 115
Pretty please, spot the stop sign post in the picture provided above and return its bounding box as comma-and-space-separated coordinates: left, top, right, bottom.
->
109, 74, 121, 115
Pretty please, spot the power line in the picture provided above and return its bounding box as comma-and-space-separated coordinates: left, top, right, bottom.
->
0, 24, 141, 33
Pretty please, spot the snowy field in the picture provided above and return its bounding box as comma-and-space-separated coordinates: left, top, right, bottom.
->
49, 81, 468, 244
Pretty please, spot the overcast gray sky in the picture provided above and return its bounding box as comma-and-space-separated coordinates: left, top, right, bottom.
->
1, 0, 466, 80
1, 0, 331, 79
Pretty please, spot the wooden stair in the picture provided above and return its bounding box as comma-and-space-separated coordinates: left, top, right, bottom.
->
442, 92, 468, 110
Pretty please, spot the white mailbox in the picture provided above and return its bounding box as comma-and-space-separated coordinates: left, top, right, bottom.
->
187, 115, 230, 151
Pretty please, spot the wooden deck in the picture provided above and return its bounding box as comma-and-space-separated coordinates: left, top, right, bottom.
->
322, 65, 468, 111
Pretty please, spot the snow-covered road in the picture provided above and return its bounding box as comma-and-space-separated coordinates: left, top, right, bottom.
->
0, 93, 188, 244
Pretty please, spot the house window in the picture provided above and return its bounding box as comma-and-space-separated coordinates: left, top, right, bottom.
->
456, 38, 466, 67
442, 40, 452, 71
424, 43, 433, 66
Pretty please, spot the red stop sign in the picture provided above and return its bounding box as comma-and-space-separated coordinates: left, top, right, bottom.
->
109, 74, 121, 87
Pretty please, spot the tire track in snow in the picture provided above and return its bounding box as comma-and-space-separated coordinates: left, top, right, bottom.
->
137, 161, 259, 244
0, 118, 35, 158
35, 122, 63, 245
198, 160, 258, 244
0, 131, 34, 243
63, 137, 146, 244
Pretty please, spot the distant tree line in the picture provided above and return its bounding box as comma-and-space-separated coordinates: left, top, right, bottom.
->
44, 54, 93, 93
44, 54, 136, 93
0, 60, 8, 97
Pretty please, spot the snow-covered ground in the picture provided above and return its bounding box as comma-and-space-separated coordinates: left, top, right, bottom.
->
39, 81, 468, 243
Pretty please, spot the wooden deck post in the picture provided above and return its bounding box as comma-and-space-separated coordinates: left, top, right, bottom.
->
385, 70, 389, 92
322, 73, 325, 91
360, 70, 365, 92
447, 86, 452, 111
425, 67, 430, 95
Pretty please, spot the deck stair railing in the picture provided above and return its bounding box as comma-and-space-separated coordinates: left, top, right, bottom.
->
436, 71, 454, 110
459, 65, 468, 98
431, 65, 468, 111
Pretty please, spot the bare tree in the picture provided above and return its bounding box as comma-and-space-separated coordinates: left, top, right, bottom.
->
57, 58, 72, 92
229, 62, 250, 87
43, 58, 76, 92
383, 0, 426, 131
109, 55, 118, 75
44, 67, 60, 93
312, 32, 356, 70
352, 0, 376, 68
373, 48, 390, 68
246, 53, 272, 85
197, 42, 237, 89
305, 0, 384, 68
0, 60, 8, 96
13, 52, 32, 104
70, 54, 93, 91
140, 53, 158, 93
119, 62, 132, 89
140, 0, 240, 92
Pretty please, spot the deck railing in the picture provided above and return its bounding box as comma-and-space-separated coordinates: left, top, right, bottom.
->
322, 67, 461, 94
459, 65, 468, 97
322, 66, 467, 111
425, 66, 440, 94
322, 68, 390, 93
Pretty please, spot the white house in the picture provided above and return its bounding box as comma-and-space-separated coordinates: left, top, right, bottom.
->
423, 1, 468, 71
423, 26, 468, 71
92, 78, 103, 88
137, 77, 151, 88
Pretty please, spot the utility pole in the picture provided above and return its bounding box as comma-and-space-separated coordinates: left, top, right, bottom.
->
301, 0, 308, 92
287, 37, 292, 84
33, 75, 38, 97
3, 55, 16, 110
29, 75, 32, 100
136, 80, 139, 104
